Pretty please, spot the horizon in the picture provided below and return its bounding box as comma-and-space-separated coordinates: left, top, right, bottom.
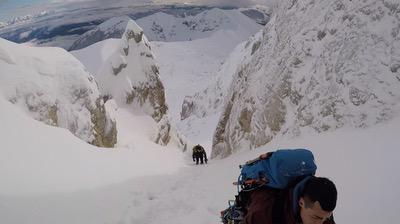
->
0, 0, 269, 22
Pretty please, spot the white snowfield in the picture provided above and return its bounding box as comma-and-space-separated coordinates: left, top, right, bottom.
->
0, 96, 185, 196
0, 91, 399, 223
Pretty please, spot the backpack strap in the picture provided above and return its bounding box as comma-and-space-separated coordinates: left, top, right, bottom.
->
271, 189, 286, 224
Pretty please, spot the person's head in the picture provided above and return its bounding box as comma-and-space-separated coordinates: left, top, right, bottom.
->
299, 177, 337, 224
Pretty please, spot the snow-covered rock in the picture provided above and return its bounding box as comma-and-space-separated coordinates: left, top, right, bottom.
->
211, 0, 400, 158
180, 31, 263, 121
0, 38, 117, 147
72, 20, 187, 149
69, 16, 131, 51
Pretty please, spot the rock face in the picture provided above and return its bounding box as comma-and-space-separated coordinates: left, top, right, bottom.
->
87, 19, 185, 148
180, 32, 262, 121
211, 0, 400, 158
0, 38, 117, 147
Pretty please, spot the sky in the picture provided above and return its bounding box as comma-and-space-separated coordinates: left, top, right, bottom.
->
0, 0, 53, 21
0, 0, 270, 21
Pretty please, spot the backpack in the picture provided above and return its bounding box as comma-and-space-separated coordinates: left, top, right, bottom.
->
193, 145, 203, 153
220, 148, 317, 224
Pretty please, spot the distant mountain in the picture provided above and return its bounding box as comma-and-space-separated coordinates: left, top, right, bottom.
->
0, 38, 117, 147
211, 0, 400, 158
137, 8, 264, 42
0, 4, 269, 50
0, 5, 211, 50
69, 16, 131, 51
72, 19, 187, 149
69, 7, 265, 50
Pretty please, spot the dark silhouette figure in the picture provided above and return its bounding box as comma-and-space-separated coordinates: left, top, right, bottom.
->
192, 144, 208, 165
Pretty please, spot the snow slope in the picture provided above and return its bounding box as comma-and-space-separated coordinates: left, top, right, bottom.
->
0, 96, 185, 196
1, 95, 398, 223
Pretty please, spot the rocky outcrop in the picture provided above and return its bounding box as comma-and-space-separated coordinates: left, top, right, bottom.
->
90, 99, 117, 147
88, 19, 186, 149
211, 0, 400, 158
0, 38, 117, 147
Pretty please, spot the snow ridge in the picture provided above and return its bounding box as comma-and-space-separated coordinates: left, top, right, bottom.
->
69, 16, 132, 51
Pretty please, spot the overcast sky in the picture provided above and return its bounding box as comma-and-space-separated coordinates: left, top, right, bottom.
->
0, 0, 271, 21
159, 0, 270, 7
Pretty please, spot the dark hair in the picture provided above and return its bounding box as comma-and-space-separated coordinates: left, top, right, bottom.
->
302, 177, 337, 212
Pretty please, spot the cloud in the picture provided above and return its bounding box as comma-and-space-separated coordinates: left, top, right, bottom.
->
159, 0, 270, 7
48, 0, 270, 7
199, 0, 270, 7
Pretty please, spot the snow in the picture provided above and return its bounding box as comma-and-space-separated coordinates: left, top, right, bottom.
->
68, 8, 262, 50
0, 38, 107, 143
149, 28, 265, 155
71, 38, 121, 75
72, 19, 157, 106
0, 89, 399, 223
136, 9, 262, 42
1, 2, 399, 224
210, 0, 400, 157
0, 96, 185, 196
152, 25, 262, 123
18, 30, 31, 39
177, 30, 263, 126
71, 11, 263, 149
98, 16, 132, 34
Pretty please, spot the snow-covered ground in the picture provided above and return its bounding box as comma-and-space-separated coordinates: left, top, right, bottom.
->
1, 88, 399, 223
1, 2, 399, 224
0, 96, 185, 196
